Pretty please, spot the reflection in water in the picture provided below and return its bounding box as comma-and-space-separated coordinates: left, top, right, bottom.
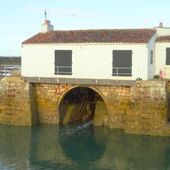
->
59, 122, 107, 164
0, 125, 31, 170
0, 125, 170, 170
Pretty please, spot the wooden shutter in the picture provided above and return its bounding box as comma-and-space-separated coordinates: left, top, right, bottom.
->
55, 50, 72, 75
166, 48, 170, 65
112, 50, 132, 76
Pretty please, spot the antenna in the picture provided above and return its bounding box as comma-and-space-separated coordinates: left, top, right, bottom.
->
44, 9, 47, 20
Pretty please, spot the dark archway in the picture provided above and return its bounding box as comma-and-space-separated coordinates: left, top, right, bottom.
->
58, 87, 108, 126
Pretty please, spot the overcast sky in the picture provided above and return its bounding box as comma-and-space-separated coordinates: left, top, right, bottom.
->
1, 0, 170, 56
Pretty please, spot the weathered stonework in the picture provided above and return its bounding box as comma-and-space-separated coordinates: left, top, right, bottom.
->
35, 83, 71, 124
0, 77, 170, 136
0, 77, 33, 126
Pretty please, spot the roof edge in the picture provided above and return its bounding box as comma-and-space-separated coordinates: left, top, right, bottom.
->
156, 36, 170, 42
22, 29, 156, 45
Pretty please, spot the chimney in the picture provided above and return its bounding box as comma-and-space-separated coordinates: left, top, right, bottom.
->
41, 19, 54, 33
41, 10, 54, 33
159, 22, 163, 28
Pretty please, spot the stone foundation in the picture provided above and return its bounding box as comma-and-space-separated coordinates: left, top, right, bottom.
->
0, 77, 32, 125
0, 77, 170, 136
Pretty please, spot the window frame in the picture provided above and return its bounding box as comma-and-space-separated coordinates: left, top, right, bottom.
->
54, 50, 72, 75
166, 48, 170, 65
112, 50, 132, 77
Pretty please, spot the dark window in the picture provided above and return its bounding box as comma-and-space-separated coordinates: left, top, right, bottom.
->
150, 50, 153, 64
112, 50, 132, 76
55, 50, 72, 75
166, 48, 170, 65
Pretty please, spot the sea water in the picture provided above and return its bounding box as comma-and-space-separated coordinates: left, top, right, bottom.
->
0, 123, 170, 170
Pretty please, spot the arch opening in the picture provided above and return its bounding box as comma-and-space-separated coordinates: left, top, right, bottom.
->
58, 87, 108, 126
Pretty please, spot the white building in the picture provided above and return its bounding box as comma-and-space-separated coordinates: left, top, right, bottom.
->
155, 36, 170, 78
21, 20, 170, 82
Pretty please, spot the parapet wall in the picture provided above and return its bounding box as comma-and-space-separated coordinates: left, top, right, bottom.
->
0, 77, 170, 136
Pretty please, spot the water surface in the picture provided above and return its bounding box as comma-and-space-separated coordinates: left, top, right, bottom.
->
0, 124, 170, 170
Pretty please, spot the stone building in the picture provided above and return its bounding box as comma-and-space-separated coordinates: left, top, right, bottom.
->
1, 17, 170, 136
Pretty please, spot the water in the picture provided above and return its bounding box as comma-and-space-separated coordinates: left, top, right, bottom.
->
0, 124, 170, 170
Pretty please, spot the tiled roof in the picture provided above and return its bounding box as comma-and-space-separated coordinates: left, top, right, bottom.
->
156, 36, 170, 42
23, 29, 156, 44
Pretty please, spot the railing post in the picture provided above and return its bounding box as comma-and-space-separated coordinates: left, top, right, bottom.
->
4, 65, 6, 76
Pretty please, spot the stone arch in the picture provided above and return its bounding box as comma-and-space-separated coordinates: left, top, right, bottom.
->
57, 86, 108, 126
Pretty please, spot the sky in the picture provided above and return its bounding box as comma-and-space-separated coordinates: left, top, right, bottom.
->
0, 0, 170, 56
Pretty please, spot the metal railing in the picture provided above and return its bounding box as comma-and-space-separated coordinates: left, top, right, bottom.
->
54, 66, 132, 77
112, 67, 132, 76
54, 66, 72, 75
0, 65, 21, 77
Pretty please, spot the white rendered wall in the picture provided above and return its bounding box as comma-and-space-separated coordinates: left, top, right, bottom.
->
156, 27, 170, 36
147, 33, 157, 79
153, 27, 170, 78
22, 43, 149, 80
155, 42, 170, 78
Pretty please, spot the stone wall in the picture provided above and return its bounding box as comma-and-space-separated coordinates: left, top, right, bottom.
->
0, 77, 170, 136
35, 83, 71, 124
92, 82, 170, 136
126, 81, 169, 136
0, 77, 33, 126
166, 81, 170, 121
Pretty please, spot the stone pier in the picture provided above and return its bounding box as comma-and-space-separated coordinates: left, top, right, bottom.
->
0, 76, 170, 136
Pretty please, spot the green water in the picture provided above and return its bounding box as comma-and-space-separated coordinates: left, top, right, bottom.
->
0, 124, 170, 170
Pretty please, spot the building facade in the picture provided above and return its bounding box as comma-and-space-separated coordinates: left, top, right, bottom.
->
155, 36, 170, 78
21, 20, 170, 81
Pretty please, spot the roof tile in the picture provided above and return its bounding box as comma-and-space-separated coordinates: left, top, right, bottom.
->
23, 29, 156, 44
156, 36, 170, 42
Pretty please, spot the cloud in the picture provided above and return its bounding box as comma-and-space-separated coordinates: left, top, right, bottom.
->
24, 5, 100, 19
49, 8, 81, 17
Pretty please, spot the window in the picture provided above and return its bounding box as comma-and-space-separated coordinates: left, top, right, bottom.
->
166, 48, 170, 65
112, 50, 132, 76
55, 50, 72, 75
150, 50, 153, 64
